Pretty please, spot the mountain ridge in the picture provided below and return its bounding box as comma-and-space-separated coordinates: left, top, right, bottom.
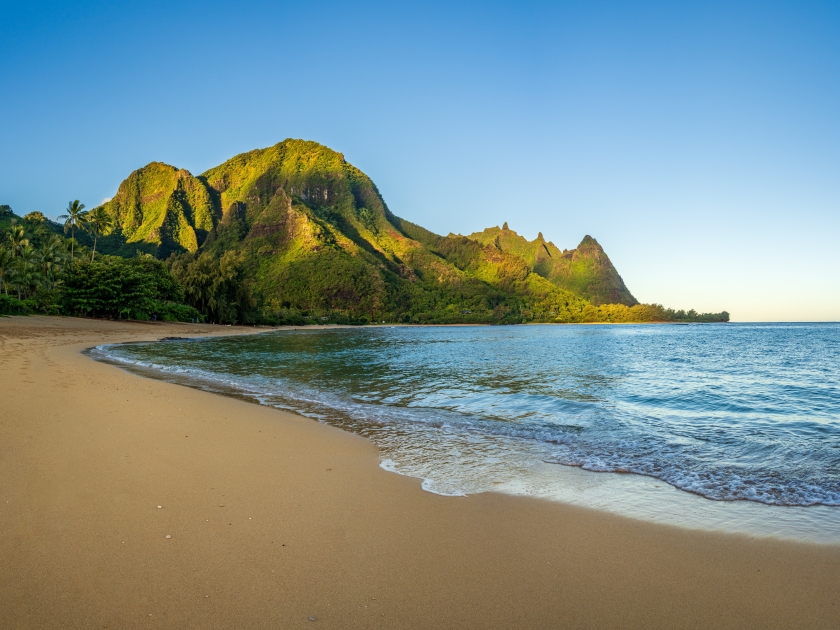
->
81, 139, 727, 325
465, 225, 637, 306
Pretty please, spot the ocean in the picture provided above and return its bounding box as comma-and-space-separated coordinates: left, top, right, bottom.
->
90, 323, 840, 542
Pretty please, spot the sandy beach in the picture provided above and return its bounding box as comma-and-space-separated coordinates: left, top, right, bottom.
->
1, 316, 838, 629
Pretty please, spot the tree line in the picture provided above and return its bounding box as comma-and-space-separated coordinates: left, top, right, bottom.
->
0, 202, 729, 325
0, 203, 198, 320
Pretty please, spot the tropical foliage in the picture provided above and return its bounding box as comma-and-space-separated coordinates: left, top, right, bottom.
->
58, 200, 86, 260
0, 210, 200, 321
168, 250, 255, 324
84, 206, 115, 260
62, 257, 201, 321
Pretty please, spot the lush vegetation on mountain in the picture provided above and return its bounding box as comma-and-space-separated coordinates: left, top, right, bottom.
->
0, 140, 729, 324
466, 225, 637, 306
96, 163, 217, 258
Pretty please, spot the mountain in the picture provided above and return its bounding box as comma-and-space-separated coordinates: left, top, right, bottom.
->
466, 225, 637, 306
99, 162, 218, 257
86, 139, 726, 324
191, 139, 596, 322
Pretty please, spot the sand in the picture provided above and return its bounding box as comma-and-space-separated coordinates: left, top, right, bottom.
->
1, 315, 838, 629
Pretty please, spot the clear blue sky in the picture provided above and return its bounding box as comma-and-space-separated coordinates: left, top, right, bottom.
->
2, 0, 838, 321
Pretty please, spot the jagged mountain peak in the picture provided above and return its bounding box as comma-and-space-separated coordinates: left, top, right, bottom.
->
466, 225, 637, 306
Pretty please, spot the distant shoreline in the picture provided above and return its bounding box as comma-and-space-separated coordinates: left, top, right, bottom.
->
25, 314, 724, 329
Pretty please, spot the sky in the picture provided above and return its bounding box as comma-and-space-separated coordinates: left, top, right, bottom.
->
1, 0, 838, 321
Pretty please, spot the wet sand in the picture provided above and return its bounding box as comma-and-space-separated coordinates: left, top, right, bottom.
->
1, 315, 839, 629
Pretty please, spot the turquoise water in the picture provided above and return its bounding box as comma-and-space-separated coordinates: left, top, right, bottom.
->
91, 323, 840, 541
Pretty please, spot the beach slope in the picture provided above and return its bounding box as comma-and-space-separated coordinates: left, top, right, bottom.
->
1, 316, 838, 629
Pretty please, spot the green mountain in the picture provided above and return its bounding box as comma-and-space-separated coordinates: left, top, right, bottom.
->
466, 225, 637, 306
190, 139, 593, 322
84, 139, 726, 324
99, 162, 218, 257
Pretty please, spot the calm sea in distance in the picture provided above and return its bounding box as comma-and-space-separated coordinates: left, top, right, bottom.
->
91, 323, 840, 543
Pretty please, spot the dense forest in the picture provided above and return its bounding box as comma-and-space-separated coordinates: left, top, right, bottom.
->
0, 141, 729, 325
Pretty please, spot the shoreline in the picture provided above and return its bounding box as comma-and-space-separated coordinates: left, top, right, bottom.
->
90, 332, 840, 545
2, 315, 839, 629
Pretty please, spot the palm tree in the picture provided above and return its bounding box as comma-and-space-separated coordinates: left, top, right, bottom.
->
12, 243, 40, 300
0, 246, 11, 295
39, 235, 68, 290
7, 224, 27, 256
58, 200, 86, 261
83, 207, 114, 261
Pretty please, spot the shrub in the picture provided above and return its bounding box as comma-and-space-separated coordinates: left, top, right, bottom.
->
0, 294, 32, 315
61, 257, 199, 321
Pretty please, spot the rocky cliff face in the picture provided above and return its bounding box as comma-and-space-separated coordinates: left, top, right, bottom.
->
467, 225, 637, 306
